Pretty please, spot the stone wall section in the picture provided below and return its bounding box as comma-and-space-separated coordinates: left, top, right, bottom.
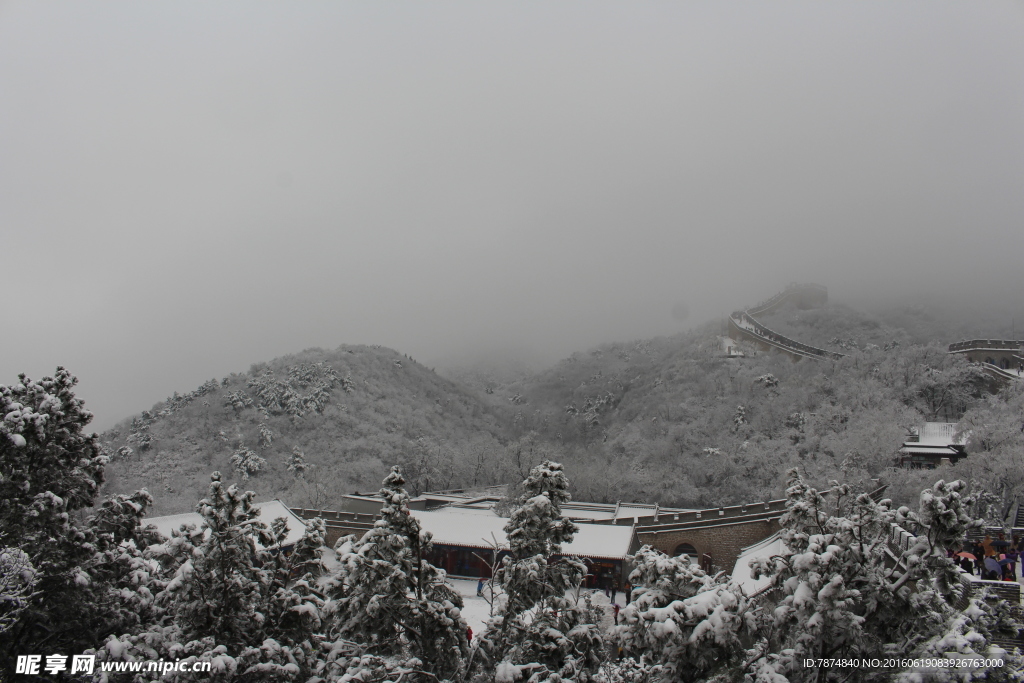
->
637, 517, 781, 574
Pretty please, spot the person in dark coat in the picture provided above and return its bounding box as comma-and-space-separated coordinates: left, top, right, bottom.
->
972, 543, 985, 575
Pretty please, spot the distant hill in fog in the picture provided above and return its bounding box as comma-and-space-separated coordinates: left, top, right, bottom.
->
100, 345, 515, 515
469, 299, 986, 509
100, 297, 996, 515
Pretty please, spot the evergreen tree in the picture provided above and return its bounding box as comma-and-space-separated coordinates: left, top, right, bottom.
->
476, 461, 604, 682
325, 466, 469, 680
0, 547, 37, 636
287, 446, 308, 478
746, 469, 1017, 682
613, 547, 756, 682
93, 473, 328, 681
170, 473, 275, 647
0, 368, 144, 675
257, 423, 273, 448
231, 445, 266, 480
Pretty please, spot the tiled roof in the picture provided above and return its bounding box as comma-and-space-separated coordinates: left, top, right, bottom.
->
730, 532, 784, 595
412, 509, 636, 560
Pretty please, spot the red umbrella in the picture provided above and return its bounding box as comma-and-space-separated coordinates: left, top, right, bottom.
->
955, 552, 977, 560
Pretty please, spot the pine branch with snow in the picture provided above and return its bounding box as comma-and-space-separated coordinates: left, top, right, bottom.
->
474, 461, 603, 682
230, 445, 266, 480
744, 468, 1007, 683
0, 547, 37, 636
613, 546, 756, 683
324, 466, 469, 680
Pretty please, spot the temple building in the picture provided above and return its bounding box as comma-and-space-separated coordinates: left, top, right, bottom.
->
899, 422, 967, 468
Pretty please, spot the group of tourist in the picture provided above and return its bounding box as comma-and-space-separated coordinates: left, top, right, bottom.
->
954, 532, 1022, 582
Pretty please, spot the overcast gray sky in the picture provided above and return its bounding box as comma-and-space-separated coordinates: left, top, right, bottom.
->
2, 1, 1023, 430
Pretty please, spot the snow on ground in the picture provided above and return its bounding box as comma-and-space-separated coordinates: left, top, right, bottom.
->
449, 579, 498, 635
448, 578, 624, 637
317, 549, 625, 635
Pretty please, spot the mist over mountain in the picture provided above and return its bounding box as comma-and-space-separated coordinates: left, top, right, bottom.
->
101, 345, 516, 515
5, 4, 1024, 676
98, 292, 1011, 516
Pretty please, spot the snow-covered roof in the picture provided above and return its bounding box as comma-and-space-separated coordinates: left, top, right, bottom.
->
343, 494, 383, 503
420, 492, 489, 503
730, 532, 785, 596
416, 491, 692, 522
145, 500, 307, 550
561, 507, 621, 520
900, 445, 960, 457
908, 422, 965, 447
412, 509, 637, 561
559, 502, 692, 521
431, 505, 502, 517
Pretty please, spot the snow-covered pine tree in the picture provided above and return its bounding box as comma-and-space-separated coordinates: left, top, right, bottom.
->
225, 390, 253, 412
0, 368, 146, 675
746, 469, 1014, 682
0, 547, 37, 636
894, 479, 1023, 680
733, 405, 747, 431
324, 466, 469, 680
613, 546, 756, 682
231, 444, 266, 480
287, 445, 308, 478
899, 593, 1024, 683
165, 473, 273, 647
258, 422, 273, 448
85, 489, 167, 632
475, 461, 604, 683
93, 473, 329, 681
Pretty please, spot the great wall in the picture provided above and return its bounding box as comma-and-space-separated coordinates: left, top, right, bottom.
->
727, 283, 844, 360
286, 291, 1024, 642
728, 283, 1024, 385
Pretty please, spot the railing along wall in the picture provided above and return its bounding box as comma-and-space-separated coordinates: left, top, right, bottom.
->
728, 284, 843, 362
290, 508, 380, 524
594, 499, 789, 528
948, 339, 1024, 353
730, 314, 843, 361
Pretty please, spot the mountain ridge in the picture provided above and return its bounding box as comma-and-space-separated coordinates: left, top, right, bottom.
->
98, 295, 1004, 515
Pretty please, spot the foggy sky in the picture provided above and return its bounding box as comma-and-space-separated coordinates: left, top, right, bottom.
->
2, 1, 1023, 431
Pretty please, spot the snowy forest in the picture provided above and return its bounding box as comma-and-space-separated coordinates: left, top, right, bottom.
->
5, 1, 1024, 679
98, 301, 1024, 522
3, 298, 1024, 681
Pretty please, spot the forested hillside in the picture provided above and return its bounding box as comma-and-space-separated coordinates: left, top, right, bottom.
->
100, 345, 517, 515
478, 300, 997, 510
9, 301, 1020, 681
100, 298, 1019, 519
